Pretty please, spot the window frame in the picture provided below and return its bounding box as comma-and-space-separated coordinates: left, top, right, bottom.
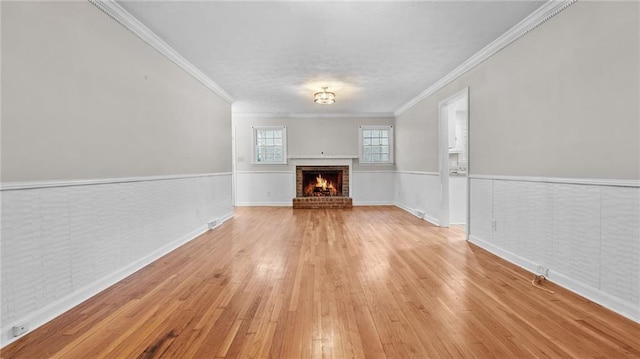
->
358, 125, 394, 164
252, 126, 287, 165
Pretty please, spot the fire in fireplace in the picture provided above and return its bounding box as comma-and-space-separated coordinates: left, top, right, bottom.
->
296, 165, 349, 198
294, 165, 352, 208
303, 172, 341, 197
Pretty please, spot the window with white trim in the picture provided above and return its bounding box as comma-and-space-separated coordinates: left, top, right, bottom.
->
252, 126, 287, 164
359, 125, 393, 164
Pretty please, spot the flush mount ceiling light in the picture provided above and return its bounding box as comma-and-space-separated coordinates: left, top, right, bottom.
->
314, 87, 336, 104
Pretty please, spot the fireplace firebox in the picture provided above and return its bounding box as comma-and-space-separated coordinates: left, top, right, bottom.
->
293, 165, 352, 208
302, 170, 342, 197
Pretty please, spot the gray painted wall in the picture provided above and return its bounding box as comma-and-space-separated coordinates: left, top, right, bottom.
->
1, 1, 232, 183
233, 116, 396, 172
396, 1, 639, 180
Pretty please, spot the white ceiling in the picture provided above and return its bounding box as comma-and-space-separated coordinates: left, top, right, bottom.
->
118, 1, 545, 116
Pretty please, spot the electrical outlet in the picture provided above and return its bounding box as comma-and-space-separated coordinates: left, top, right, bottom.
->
12, 323, 28, 337
491, 219, 497, 231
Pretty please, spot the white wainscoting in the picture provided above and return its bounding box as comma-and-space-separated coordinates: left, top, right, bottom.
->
234, 170, 396, 206
469, 176, 640, 323
394, 171, 441, 225
0, 173, 234, 346
449, 176, 468, 224
235, 171, 294, 206
352, 171, 395, 205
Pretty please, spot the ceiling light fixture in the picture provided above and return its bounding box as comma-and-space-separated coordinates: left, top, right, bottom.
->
314, 87, 335, 104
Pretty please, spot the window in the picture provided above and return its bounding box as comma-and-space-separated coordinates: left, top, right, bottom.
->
252, 126, 287, 164
359, 125, 393, 164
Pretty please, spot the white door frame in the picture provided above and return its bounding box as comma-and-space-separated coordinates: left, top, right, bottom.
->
231, 124, 237, 207
438, 87, 469, 231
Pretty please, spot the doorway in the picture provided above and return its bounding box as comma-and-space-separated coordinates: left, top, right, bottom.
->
438, 87, 469, 234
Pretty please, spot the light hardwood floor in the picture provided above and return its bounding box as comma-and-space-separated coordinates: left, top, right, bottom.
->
3, 206, 640, 358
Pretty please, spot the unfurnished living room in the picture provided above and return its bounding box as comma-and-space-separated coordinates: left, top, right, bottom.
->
1, 0, 639, 358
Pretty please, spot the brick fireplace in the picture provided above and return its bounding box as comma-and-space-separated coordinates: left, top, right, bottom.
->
292, 165, 353, 209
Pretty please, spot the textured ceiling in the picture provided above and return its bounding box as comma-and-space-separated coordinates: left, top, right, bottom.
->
118, 1, 545, 115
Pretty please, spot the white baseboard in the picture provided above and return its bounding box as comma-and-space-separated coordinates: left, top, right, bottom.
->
214, 211, 235, 226
469, 235, 640, 324
395, 203, 440, 226
422, 213, 440, 227
353, 201, 394, 206
395, 202, 418, 217
235, 202, 292, 207
1, 211, 234, 347
236, 201, 396, 207
468, 235, 540, 273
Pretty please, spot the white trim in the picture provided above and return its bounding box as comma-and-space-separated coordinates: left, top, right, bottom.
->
469, 174, 640, 188
438, 88, 469, 228
394, 203, 440, 226
394, 0, 576, 117
469, 235, 640, 324
235, 202, 292, 207
233, 113, 394, 120
0, 172, 232, 191
359, 125, 394, 164
288, 155, 358, 160
235, 201, 399, 207
232, 126, 238, 206
353, 201, 395, 206
395, 202, 421, 218
0, 211, 234, 347
290, 158, 353, 166
352, 170, 396, 174
422, 213, 440, 227
252, 126, 288, 165
396, 170, 439, 176
88, 0, 234, 103
235, 170, 294, 174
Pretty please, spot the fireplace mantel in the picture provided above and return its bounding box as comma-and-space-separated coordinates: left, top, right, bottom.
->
288, 155, 358, 159
289, 156, 354, 168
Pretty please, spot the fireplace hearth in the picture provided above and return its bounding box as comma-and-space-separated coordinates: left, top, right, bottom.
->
293, 165, 352, 209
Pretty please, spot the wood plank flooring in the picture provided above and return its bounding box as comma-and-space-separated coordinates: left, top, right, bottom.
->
3, 206, 640, 358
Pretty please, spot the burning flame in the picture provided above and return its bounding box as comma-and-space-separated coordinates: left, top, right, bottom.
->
304, 174, 338, 196
315, 174, 333, 191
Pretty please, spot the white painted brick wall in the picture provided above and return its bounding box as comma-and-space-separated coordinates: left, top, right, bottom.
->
234, 171, 396, 206
469, 177, 640, 322
1, 174, 233, 345
395, 172, 441, 225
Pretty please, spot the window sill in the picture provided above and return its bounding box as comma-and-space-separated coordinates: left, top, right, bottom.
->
251, 162, 288, 165
358, 161, 395, 165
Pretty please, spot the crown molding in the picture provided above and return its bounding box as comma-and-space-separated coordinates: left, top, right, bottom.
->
88, 0, 234, 103
394, 0, 577, 117
232, 112, 394, 120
